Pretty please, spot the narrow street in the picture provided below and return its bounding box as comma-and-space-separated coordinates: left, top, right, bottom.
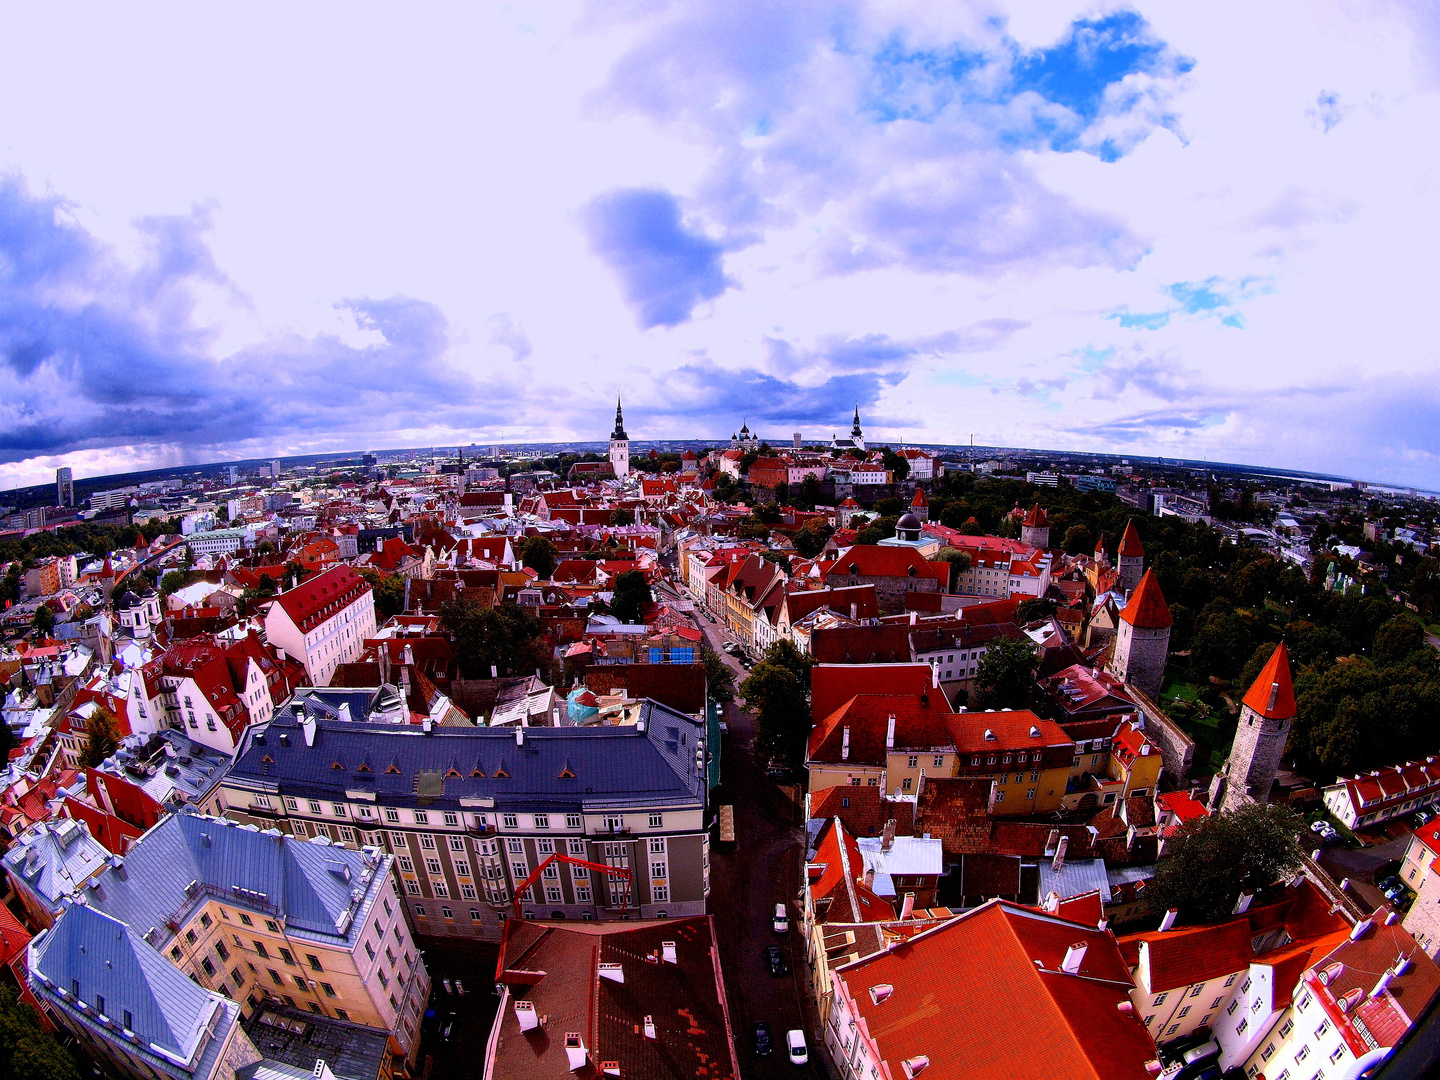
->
664, 570, 827, 1078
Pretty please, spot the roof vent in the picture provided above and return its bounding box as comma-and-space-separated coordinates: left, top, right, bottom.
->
1350, 918, 1373, 941
869, 983, 893, 1004
983, 729, 995, 741
661, 941, 677, 965
601, 1064, 621, 1077
1061, 942, 1087, 975
514, 1000, 541, 1031
1029, 726, 1040, 738
598, 963, 624, 984
643, 1015, 657, 1040
1337, 987, 1363, 1012
564, 1033, 587, 1072
901, 1056, 930, 1078
1318, 962, 1345, 985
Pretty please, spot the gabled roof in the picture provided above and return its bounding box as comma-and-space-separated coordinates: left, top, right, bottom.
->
1118, 519, 1144, 558
809, 818, 896, 923
835, 901, 1158, 1080
826, 545, 949, 584
811, 663, 933, 724
811, 785, 914, 839
1242, 641, 1295, 719
1123, 919, 1254, 993
268, 566, 372, 633
807, 694, 956, 765
1118, 570, 1171, 629
32, 902, 227, 1065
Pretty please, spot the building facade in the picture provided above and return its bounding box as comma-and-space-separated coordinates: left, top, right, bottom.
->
216, 701, 711, 941
263, 566, 377, 686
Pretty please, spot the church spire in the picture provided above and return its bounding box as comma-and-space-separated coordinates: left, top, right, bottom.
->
852, 404, 862, 437
611, 394, 628, 440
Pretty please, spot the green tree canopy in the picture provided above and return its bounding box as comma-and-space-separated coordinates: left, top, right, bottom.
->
516, 535, 559, 580
609, 508, 635, 527
1146, 803, 1304, 924
440, 596, 551, 680
0, 985, 81, 1080
701, 646, 736, 705
82, 708, 121, 768
791, 519, 834, 560
31, 604, 55, 637
741, 659, 810, 770
610, 569, 653, 625
357, 568, 407, 621
971, 636, 1040, 711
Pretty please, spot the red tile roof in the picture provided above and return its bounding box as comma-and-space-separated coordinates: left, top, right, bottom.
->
807, 693, 956, 765
835, 902, 1159, 1080
1123, 919, 1254, 993
944, 710, 1072, 755
1023, 503, 1047, 527
826, 545, 950, 584
270, 566, 372, 633
1118, 519, 1144, 558
811, 663, 934, 725
810, 818, 896, 923
1242, 641, 1295, 719
811, 785, 914, 838
1118, 570, 1171, 629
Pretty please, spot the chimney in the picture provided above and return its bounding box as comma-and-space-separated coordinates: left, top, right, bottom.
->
1045, 829, 1060, 853
598, 963, 624, 983
403, 643, 415, 667
864, 867, 875, 891
516, 726, 525, 746
901, 892, 915, 920
1051, 836, 1069, 873
643, 1015, 657, 1040
514, 1000, 540, 1031
1159, 908, 1178, 932
1061, 942, 1087, 974
1097, 917, 1109, 931
337, 702, 351, 723
1350, 919, 1373, 941
1144, 1061, 1162, 1076
491, 664, 499, 679
1371, 971, 1395, 1000
300, 709, 317, 747
1233, 892, 1254, 914
909, 611, 917, 625
1140, 743, 1150, 756
886, 714, 896, 749
1393, 955, 1412, 976
850, 602, 858, 621
661, 941, 677, 965
841, 726, 850, 762
564, 1033, 588, 1072
882, 820, 896, 853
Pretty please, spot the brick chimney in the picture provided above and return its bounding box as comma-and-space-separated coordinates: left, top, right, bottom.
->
900, 892, 915, 920
882, 819, 896, 852
1061, 942, 1087, 974
886, 714, 896, 749
1051, 835, 1068, 873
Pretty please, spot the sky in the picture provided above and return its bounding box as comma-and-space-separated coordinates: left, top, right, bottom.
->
1, 1, 1439, 489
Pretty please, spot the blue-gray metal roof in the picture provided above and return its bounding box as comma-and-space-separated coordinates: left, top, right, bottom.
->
1, 818, 111, 909
1037, 857, 1113, 904
225, 699, 707, 812
90, 811, 386, 944
32, 901, 222, 1064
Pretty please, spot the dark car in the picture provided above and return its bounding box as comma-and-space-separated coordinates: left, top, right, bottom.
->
754, 1021, 774, 1057
1373, 860, 1403, 886
1378, 875, 1404, 896
765, 944, 789, 976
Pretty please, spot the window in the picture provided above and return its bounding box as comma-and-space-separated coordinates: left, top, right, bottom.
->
995, 790, 1005, 803
1178, 1006, 1190, 1019
604, 815, 624, 830
414, 810, 429, 824
653, 885, 669, 902
385, 808, 400, 823
1315, 1020, 1330, 1038
331, 803, 347, 817
508, 838, 524, 854
269, 969, 284, 986
1211, 997, 1222, 1009
1165, 1025, 1179, 1036
239, 912, 253, 927
455, 860, 471, 877
568, 839, 586, 856
1280, 1020, 1294, 1037
293, 975, 308, 991
186, 929, 198, 944
1237, 1019, 1248, 1034
1262, 1044, 1276, 1062
441, 906, 453, 919
850, 777, 862, 786
449, 836, 465, 851
1026, 789, 1036, 799
902, 778, 913, 792
398, 856, 414, 872
649, 838, 666, 854
390, 831, 407, 848
1189, 985, 1203, 998
503, 814, 518, 829
200, 913, 212, 929
1153, 992, 1168, 1006
414, 904, 426, 916
216, 941, 230, 961
566, 814, 582, 829
538, 838, 555, 854
339, 827, 355, 843
907, 756, 918, 768
1242, 976, 1252, 993
201, 957, 216, 976
1297, 993, 1311, 1013
426, 858, 442, 875
1296, 1045, 1310, 1063
254, 942, 270, 959
533, 814, 549, 829
651, 861, 667, 879
444, 812, 459, 827
265, 920, 280, 933
1330, 1046, 1345, 1064
461, 883, 477, 899
419, 835, 435, 850
470, 908, 482, 922
934, 756, 944, 767
649, 813, 664, 829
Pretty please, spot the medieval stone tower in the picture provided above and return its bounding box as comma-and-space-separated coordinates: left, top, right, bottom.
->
1020, 504, 1049, 549
609, 395, 630, 479
1215, 643, 1296, 813
1110, 569, 1172, 699
1117, 519, 1145, 596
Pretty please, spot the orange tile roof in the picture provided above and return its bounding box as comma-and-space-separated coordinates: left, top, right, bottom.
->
808, 694, 956, 765
1123, 919, 1254, 993
1118, 570, 1171, 628
1118, 519, 1144, 558
1241, 641, 1295, 719
836, 902, 1158, 1080
811, 663, 934, 725
1023, 503, 1047, 527
944, 710, 1072, 755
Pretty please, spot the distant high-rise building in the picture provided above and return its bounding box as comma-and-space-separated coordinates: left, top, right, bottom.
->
261, 459, 282, 479
55, 467, 73, 507
226, 465, 239, 485
793, 432, 802, 448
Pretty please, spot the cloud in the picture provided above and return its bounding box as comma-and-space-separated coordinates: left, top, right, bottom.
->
1308, 90, 1348, 132
581, 188, 731, 328
0, 175, 498, 462
767, 319, 1027, 375
486, 312, 533, 362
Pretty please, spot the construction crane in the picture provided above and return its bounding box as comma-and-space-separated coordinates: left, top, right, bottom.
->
511, 853, 634, 920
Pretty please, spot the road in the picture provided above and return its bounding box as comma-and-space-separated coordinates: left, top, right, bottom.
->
657, 569, 827, 1076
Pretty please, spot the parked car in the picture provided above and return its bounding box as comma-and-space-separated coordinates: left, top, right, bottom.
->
1373, 860, 1403, 885
765, 944, 789, 976
1413, 809, 1434, 828
1378, 875, 1404, 895
773, 903, 789, 934
786, 1029, 809, 1066
754, 1022, 773, 1057
1309, 820, 1339, 841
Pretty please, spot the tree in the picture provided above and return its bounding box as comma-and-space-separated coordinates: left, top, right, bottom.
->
160, 568, 202, 596
933, 547, 972, 591
357, 568, 406, 620
0, 985, 81, 1080
741, 661, 810, 769
439, 596, 552, 680
1062, 524, 1094, 556
283, 559, 311, 586
760, 551, 793, 574
609, 508, 635, 527
516, 535, 559, 580
971, 636, 1040, 710
798, 474, 823, 508
1015, 597, 1057, 623
758, 639, 814, 693
1145, 803, 1304, 924
0, 564, 20, 605
31, 604, 55, 637
82, 708, 121, 768
854, 526, 885, 546
702, 646, 735, 705
610, 569, 652, 625
880, 447, 910, 481
792, 520, 834, 560
1372, 617, 1429, 667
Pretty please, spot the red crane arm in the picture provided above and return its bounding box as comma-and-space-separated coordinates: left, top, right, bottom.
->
511, 852, 634, 918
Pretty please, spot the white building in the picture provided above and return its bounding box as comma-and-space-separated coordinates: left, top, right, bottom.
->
185, 526, 255, 557
263, 566, 376, 686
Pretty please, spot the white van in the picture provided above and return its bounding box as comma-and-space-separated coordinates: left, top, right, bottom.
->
1182, 1040, 1220, 1066
773, 903, 789, 934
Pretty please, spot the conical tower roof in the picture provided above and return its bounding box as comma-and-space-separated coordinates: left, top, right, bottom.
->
1023, 503, 1047, 527
1118, 519, 1144, 558
1118, 569, 1172, 628
1242, 642, 1296, 719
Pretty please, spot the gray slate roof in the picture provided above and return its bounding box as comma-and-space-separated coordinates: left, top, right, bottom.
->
31, 901, 223, 1066
2, 818, 111, 912
225, 699, 707, 812
89, 810, 386, 945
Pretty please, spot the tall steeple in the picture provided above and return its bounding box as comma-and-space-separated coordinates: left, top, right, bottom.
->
852, 404, 862, 438
609, 394, 630, 479
611, 395, 628, 440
